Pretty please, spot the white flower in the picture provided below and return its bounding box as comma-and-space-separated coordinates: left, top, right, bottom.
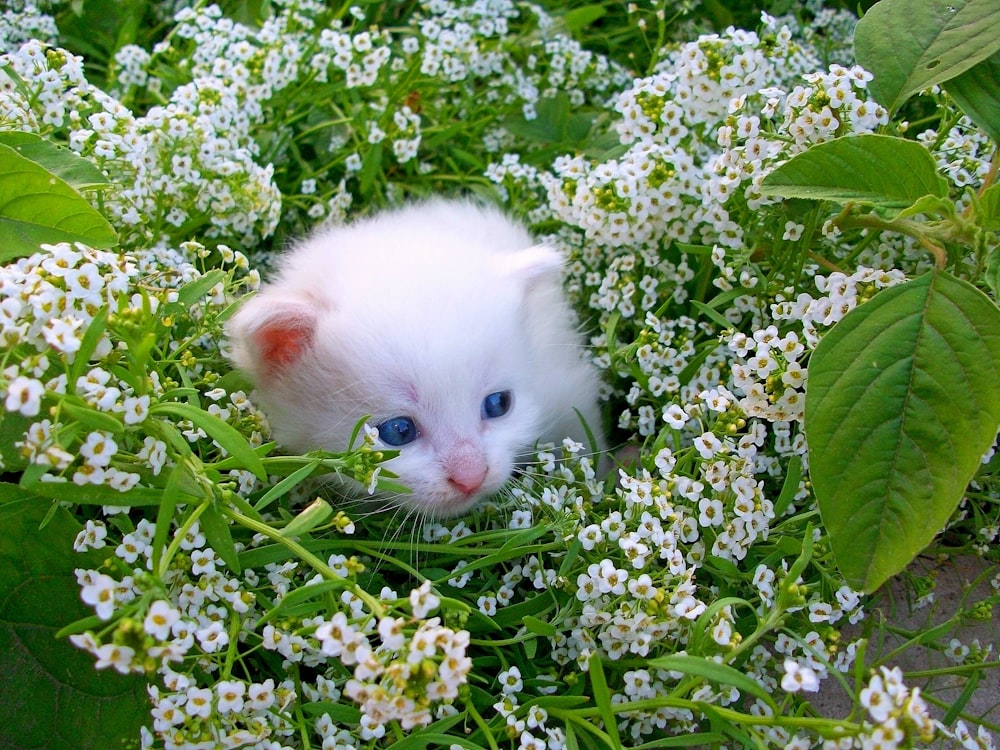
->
196, 621, 229, 653
499, 666, 522, 695
94, 643, 137, 674
378, 616, 407, 651
137, 436, 168, 475
946, 638, 970, 664
79, 572, 117, 620
185, 686, 213, 718
143, 600, 180, 640
122, 394, 150, 424
508, 509, 532, 529
216, 679, 246, 713
316, 612, 369, 664
247, 678, 276, 711
79, 431, 118, 467
694, 432, 723, 459
662, 403, 688, 429
73, 520, 107, 551
4, 375, 45, 416
781, 659, 820, 693
578, 523, 603, 551
409, 580, 440, 618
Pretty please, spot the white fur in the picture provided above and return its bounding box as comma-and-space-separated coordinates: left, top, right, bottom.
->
228, 199, 604, 517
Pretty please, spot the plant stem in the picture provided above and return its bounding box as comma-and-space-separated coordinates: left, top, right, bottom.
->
222, 506, 385, 618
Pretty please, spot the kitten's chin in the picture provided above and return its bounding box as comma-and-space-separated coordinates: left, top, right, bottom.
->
418, 493, 484, 519
404, 476, 508, 519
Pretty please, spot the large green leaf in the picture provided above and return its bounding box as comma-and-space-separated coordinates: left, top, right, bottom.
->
855, 0, 1000, 112
0, 499, 148, 749
0, 132, 110, 190
943, 49, 1000, 144
0, 142, 117, 262
759, 134, 948, 209
805, 270, 1000, 592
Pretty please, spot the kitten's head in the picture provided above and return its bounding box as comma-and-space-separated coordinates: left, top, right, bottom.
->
228, 204, 564, 518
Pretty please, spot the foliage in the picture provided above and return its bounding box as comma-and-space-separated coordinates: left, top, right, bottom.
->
0, 1, 998, 749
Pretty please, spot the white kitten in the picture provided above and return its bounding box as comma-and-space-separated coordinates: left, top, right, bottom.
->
227, 199, 604, 518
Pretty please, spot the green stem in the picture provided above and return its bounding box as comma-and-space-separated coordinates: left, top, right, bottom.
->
222, 506, 385, 618
157, 498, 210, 579
289, 664, 314, 750
905, 659, 1000, 679
558, 696, 862, 739
464, 695, 501, 750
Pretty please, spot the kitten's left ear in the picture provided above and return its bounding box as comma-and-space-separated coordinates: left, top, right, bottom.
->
497, 244, 564, 286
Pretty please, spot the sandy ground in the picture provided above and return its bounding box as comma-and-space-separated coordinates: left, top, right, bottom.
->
811, 555, 999, 746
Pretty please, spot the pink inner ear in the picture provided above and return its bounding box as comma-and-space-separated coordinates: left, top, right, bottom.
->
255, 312, 315, 371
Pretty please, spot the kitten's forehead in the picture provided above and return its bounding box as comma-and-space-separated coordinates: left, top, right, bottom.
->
344, 312, 518, 388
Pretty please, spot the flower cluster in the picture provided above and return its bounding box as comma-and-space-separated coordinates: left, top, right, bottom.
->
326, 608, 472, 735
770, 265, 908, 348
853, 667, 938, 748
0, 0, 57, 50
0, 38, 281, 248
0, 238, 266, 496
708, 60, 889, 233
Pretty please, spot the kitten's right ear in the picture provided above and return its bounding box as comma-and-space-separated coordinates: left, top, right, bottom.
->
496, 244, 564, 286
228, 296, 318, 377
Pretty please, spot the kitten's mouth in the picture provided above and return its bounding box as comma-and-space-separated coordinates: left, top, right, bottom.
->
428, 492, 483, 519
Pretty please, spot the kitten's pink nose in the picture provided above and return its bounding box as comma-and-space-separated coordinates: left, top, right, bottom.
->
448, 466, 487, 496
445, 444, 488, 496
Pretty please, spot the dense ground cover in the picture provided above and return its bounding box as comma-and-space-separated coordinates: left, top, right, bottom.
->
0, 0, 998, 748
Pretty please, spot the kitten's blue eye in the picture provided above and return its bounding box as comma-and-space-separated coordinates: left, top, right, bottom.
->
376, 416, 419, 446
481, 390, 512, 419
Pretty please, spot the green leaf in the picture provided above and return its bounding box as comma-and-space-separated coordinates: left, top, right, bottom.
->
279, 496, 334, 538
980, 184, 1000, 231
151, 463, 187, 575
772, 454, 803, 518
0, 411, 31, 471
150, 402, 268, 481
522, 614, 557, 637
503, 92, 597, 162
379, 717, 471, 750
60, 400, 125, 435
0, 501, 148, 749
889, 194, 956, 222
20, 476, 166, 507
252, 457, 321, 512
69, 305, 110, 384
944, 49, 1000, 143
563, 5, 607, 33
0, 131, 109, 190
300, 699, 361, 723
505, 93, 572, 144
805, 270, 1000, 592
985, 245, 1000, 299
759, 134, 948, 208
199, 501, 242, 574
855, 0, 1000, 112
257, 580, 346, 625
0, 483, 37, 520
690, 299, 735, 330
359, 142, 383, 197
173, 268, 227, 308
586, 653, 623, 750
647, 654, 779, 713
0, 142, 117, 262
